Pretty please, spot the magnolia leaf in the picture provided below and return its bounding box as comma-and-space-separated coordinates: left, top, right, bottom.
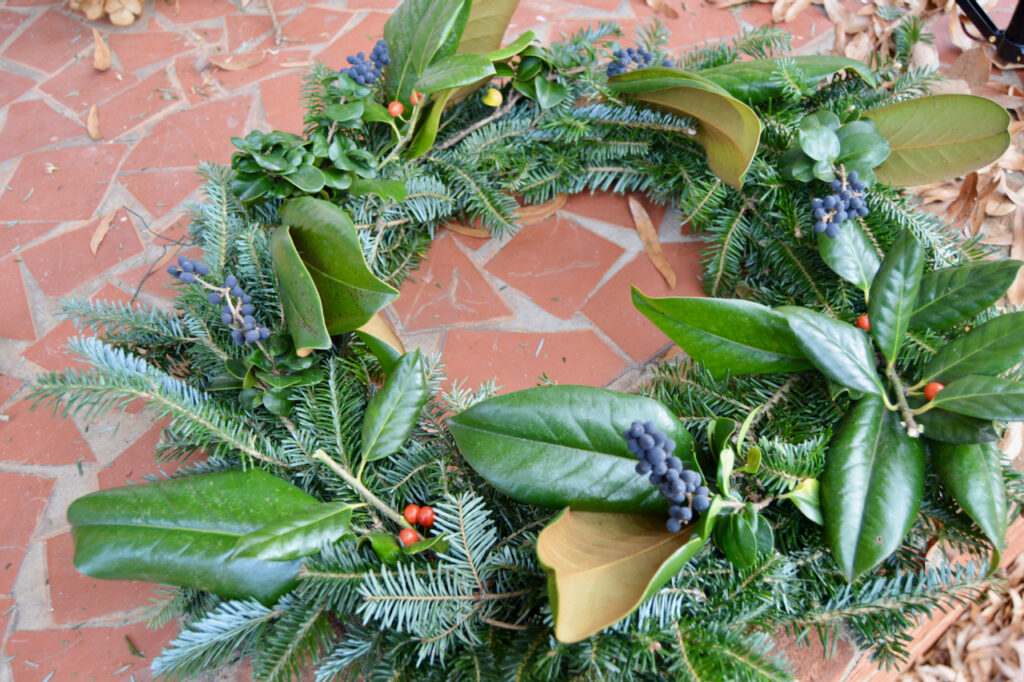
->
68, 470, 318, 604
384, 0, 471, 103
698, 55, 875, 104
92, 28, 111, 71
87, 105, 102, 140
414, 54, 496, 95
361, 350, 430, 463
609, 68, 761, 189
449, 385, 693, 514
628, 197, 675, 288
536, 503, 718, 642
407, 90, 453, 160
349, 178, 408, 202
355, 312, 405, 375
632, 289, 811, 378
360, 531, 403, 565
270, 223, 331, 354
915, 405, 999, 444
821, 396, 925, 582
865, 95, 1011, 186
232, 502, 359, 561
279, 197, 398, 335
485, 30, 535, 61
932, 442, 1006, 569
456, 0, 520, 55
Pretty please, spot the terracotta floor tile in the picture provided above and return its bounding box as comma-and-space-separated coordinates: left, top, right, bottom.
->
548, 18, 640, 44
212, 48, 312, 92
108, 31, 194, 72
156, 0, 235, 23
392, 234, 513, 331
121, 94, 253, 170
0, 473, 53, 594
225, 12, 276, 52
0, 596, 14, 642
582, 242, 706, 362
348, 0, 401, 8
118, 245, 200, 300
0, 70, 35, 109
171, 53, 216, 105
0, 257, 36, 340
39, 60, 140, 115
658, 1, 741, 49
47, 532, 163, 626
97, 422, 180, 489
283, 7, 356, 46
0, 99, 86, 161
509, 1, 573, 35
486, 215, 625, 319
7, 621, 175, 681
3, 9, 88, 73
23, 283, 134, 372
20, 208, 143, 297
319, 10, 389, 66
441, 328, 627, 392
775, 628, 857, 682
737, 3, 832, 49
0, 220, 59, 257
260, 71, 306, 134
96, 68, 180, 140
0, 144, 127, 223
121, 168, 202, 220
0, 377, 94, 466
0, 8, 28, 45
561, 191, 666, 230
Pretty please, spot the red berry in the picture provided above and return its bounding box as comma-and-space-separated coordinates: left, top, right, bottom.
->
403, 504, 420, 525
410, 90, 425, 106
924, 382, 945, 402
855, 314, 870, 331
398, 528, 418, 547
417, 505, 435, 527
388, 101, 404, 117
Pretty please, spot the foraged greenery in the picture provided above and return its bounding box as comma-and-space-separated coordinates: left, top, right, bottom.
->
28, 0, 1024, 679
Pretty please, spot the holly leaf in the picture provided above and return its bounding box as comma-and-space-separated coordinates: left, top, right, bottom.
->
535, 501, 719, 642
361, 350, 430, 463
821, 396, 925, 582
778, 307, 883, 395
910, 260, 1023, 330
817, 220, 880, 292
915, 405, 999, 444
449, 385, 694, 514
632, 288, 811, 378
919, 312, 1024, 384
927, 375, 1024, 421
867, 231, 924, 364
932, 442, 1006, 568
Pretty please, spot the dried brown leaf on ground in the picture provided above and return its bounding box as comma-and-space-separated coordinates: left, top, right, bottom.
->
1008, 209, 1024, 306
516, 194, 567, 225
443, 222, 490, 239
86, 105, 102, 140
104, 0, 141, 25
629, 196, 676, 288
209, 53, 266, 71
92, 28, 111, 71
644, 0, 680, 18
89, 212, 116, 256
70, 0, 105, 21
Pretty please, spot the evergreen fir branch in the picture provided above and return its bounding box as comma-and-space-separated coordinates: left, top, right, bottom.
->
188, 164, 242, 277
254, 594, 333, 682
423, 155, 520, 235
151, 599, 277, 680
754, 436, 827, 494
59, 297, 192, 348
314, 623, 393, 682
702, 204, 751, 297
298, 542, 378, 613
667, 623, 792, 681
433, 492, 500, 589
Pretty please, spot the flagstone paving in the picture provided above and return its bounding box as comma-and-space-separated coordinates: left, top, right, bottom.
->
0, 0, 1017, 679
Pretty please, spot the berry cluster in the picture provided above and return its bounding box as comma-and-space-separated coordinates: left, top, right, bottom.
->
605, 46, 672, 76
168, 259, 271, 346
399, 504, 436, 547
625, 420, 711, 532
340, 40, 391, 85
811, 170, 870, 239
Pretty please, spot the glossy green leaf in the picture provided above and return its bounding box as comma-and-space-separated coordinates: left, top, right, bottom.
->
916, 406, 999, 444
324, 101, 364, 123
384, 0, 471, 103
270, 224, 331, 354
698, 56, 875, 104
632, 288, 811, 378
207, 373, 244, 391
407, 90, 453, 160
782, 478, 823, 525
262, 388, 294, 416
456, 0, 520, 56
837, 128, 890, 170
712, 508, 758, 569
68, 470, 318, 604
865, 95, 1011, 186
609, 68, 761, 189
536, 500, 719, 642
361, 350, 430, 463
932, 442, 1007, 567
798, 122, 840, 162
780, 147, 815, 182
362, 101, 393, 123
349, 178, 408, 202
232, 502, 359, 561
778, 307, 883, 395
485, 30, 535, 61
868, 231, 924, 364
535, 77, 568, 109
361, 531, 402, 565
910, 260, 1023, 330
449, 385, 693, 513
414, 54, 496, 95
927, 375, 1024, 421
354, 312, 406, 375
920, 312, 1024, 385
817, 220, 880, 292
821, 396, 925, 582
403, 534, 450, 555
283, 164, 325, 192
279, 197, 398, 334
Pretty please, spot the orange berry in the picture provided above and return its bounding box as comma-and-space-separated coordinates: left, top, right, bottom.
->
410, 90, 425, 106
417, 505, 435, 527
403, 504, 420, 525
855, 314, 870, 331
398, 528, 418, 547
388, 100, 404, 117
924, 382, 945, 402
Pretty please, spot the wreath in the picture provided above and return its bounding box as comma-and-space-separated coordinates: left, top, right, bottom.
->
33, 0, 1022, 679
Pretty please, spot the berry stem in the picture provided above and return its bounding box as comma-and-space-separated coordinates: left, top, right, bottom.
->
190, 273, 276, 366
380, 103, 424, 166
312, 449, 419, 535
885, 365, 923, 438
719, 496, 775, 511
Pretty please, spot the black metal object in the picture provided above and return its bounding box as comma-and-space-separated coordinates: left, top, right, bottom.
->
954, 0, 1024, 64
